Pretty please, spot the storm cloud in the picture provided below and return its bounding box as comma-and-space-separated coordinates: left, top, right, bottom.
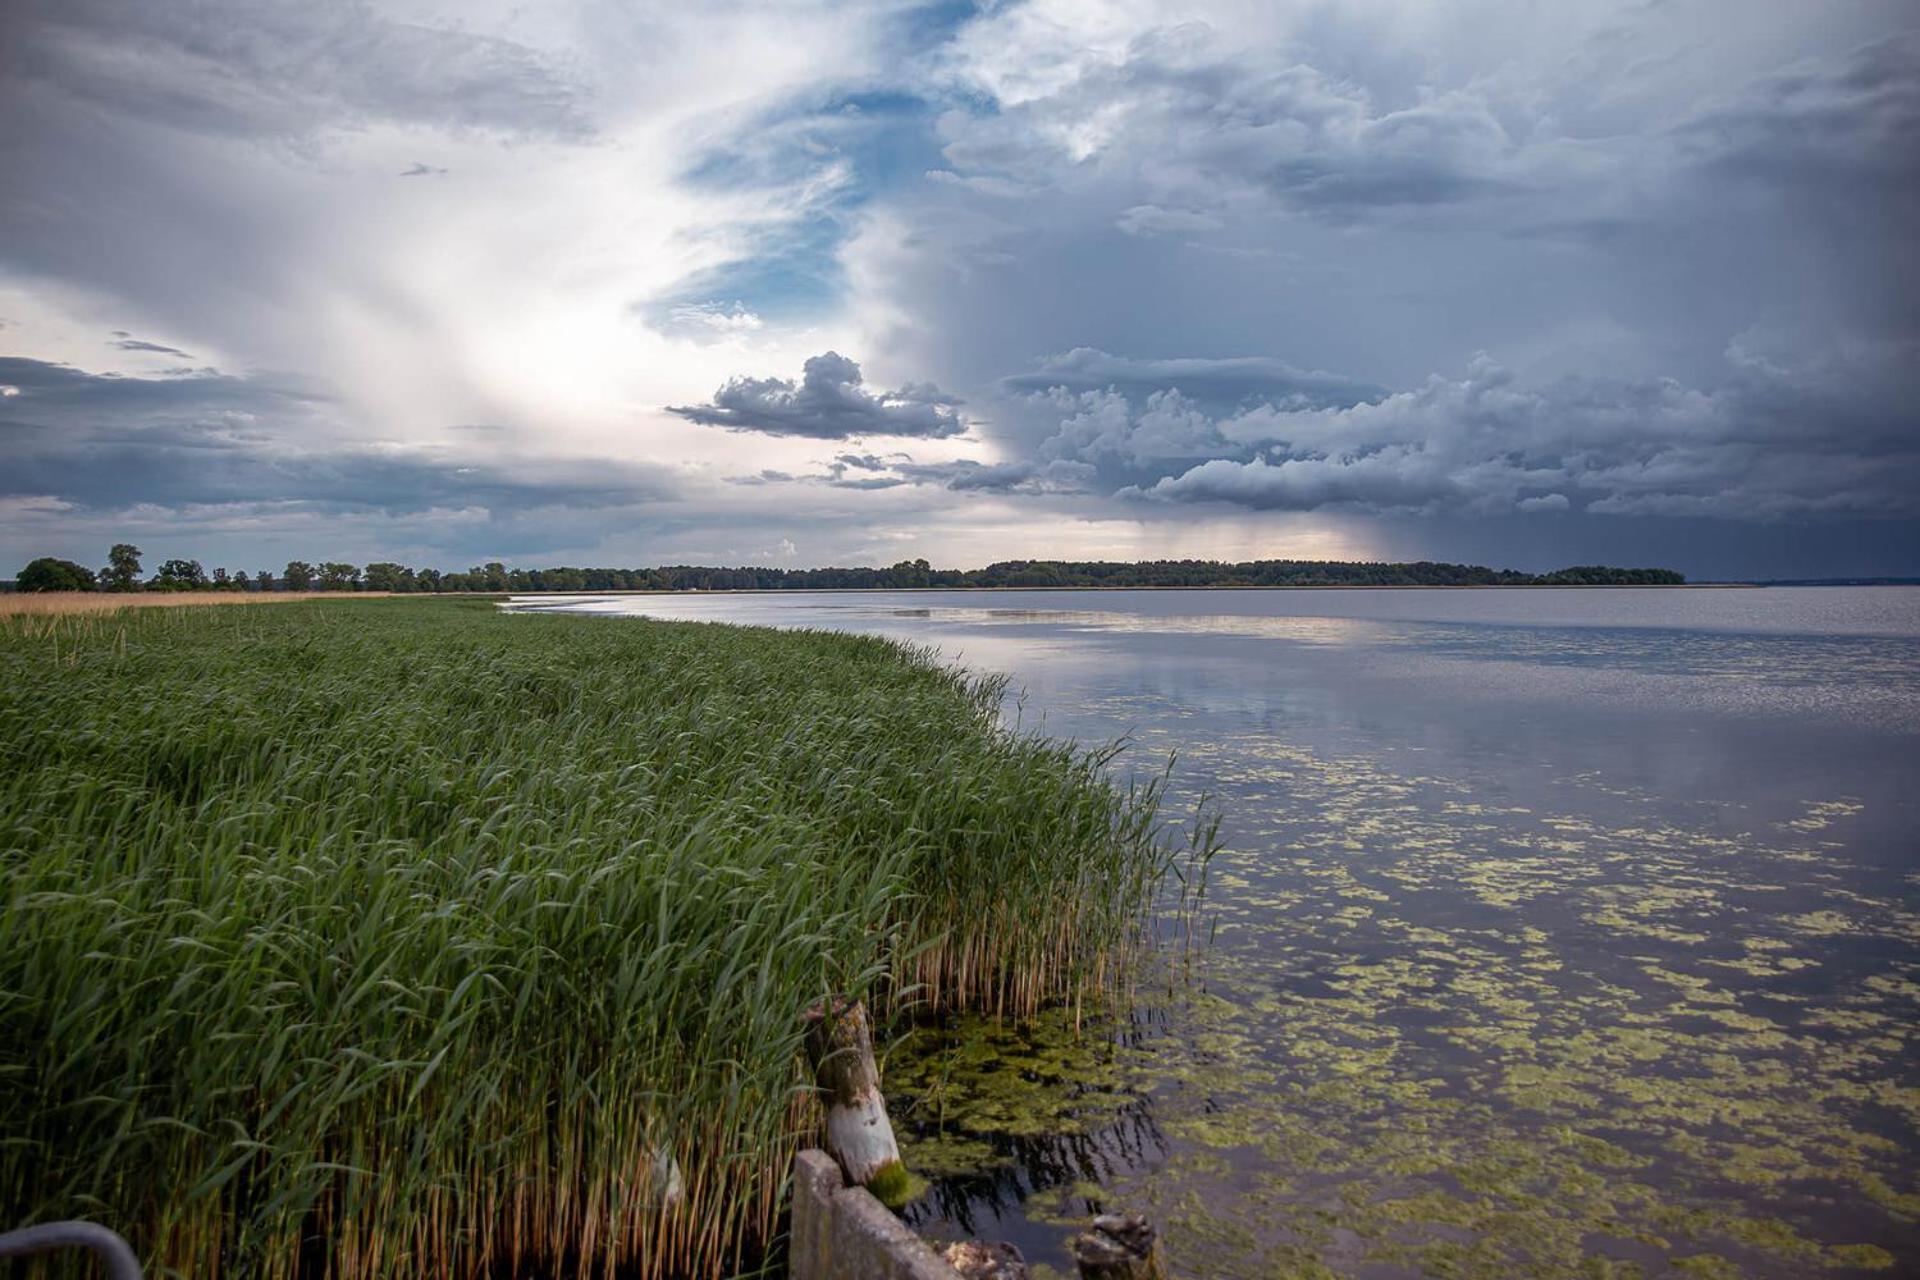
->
1085, 346, 1920, 519
669, 352, 966, 440
1, 0, 1915, 577
1003, 349, 1381, 409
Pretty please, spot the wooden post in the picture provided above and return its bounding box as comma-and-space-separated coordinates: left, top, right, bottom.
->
1070, 1213, 1163, 1280
802, 997, 909, 1203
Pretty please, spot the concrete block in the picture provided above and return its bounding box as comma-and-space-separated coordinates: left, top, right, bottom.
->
790, 1149, 961, 1280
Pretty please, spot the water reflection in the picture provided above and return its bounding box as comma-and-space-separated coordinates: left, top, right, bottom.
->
515, 588, 1920, 1276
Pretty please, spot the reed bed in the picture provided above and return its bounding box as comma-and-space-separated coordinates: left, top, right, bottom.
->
0, 598, 1183, 1278
0, 591, 391, 618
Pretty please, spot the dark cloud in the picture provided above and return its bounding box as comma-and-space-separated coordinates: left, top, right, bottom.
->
896, 457, 1095, 494
111, 338, 194, 357
936, 34, 1533, 223
822, 452, 907, 487
1677, 32, 1920, 188
0, 356, 323, 418
0, 0, 592, 142
727, 457, 911, 491
669, 352, 966, 439
1003, 348, 1380, 408
1109, 346, 1920, 518
399, 163, 449, 178
0, 357, 668, 517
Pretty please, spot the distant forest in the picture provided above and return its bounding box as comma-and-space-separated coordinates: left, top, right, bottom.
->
11, 546, 1685, 593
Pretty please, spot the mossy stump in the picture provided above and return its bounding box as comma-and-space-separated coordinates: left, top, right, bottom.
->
802, 997, 911, 1208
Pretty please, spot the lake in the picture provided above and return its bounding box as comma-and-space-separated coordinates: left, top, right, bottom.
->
513, 587, 1920, 1278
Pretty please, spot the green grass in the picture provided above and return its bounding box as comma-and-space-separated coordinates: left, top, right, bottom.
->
0, 598, 1183, 1278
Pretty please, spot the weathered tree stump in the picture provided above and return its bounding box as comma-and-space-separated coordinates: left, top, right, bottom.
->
945, 1240, 1029, 1279
1069, 1213, 1163, 1279
801, 997, 909, 1204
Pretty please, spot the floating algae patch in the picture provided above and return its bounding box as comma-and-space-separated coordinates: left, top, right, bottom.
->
890, 704, 1918, 1277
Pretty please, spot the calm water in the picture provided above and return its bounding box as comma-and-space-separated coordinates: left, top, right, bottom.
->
514, 588, 1920, 1278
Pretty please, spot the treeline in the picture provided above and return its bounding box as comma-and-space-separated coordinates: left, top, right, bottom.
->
11, 546, 1685, 593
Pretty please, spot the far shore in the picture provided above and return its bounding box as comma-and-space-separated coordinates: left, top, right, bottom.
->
496, 581, 1763, 596
16, 579, 1917, 614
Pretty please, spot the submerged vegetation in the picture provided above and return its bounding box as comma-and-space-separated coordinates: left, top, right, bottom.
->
892, 705, 1918, 1277
0, 598, 1186, 1278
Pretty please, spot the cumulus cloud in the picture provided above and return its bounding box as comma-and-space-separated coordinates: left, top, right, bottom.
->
1134, 450, 1470, 512
669, 352, 966, 439
1034, 388, 1230, 467
1113, 346, 1920, 519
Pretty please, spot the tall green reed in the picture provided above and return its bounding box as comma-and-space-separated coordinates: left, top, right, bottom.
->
1, 600, 1187, 1278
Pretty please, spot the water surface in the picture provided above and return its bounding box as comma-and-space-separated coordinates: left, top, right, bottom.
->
515, 588, 1920, 1277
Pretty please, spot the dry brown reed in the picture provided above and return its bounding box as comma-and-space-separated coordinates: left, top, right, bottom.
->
0, 590, 392, 617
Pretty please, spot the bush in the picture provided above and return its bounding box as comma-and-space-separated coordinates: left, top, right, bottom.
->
15, 557, 97, 592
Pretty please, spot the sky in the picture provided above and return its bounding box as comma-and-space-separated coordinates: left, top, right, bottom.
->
1, 0, 1916, 580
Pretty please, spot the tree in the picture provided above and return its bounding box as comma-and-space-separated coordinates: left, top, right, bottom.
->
889, 558, 932, 588
17, 557, 97, 592
151, 559, 207, 591
362, 562, 414, 593
255, 568, 275, 593
211, 567, 233, 590
283, 561, 314, 591
318, 562, 360, 591
101, 543, 143, 592
234, 570, 251, 591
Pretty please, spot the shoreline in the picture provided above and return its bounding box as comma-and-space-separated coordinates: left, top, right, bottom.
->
492, 581, 1768, 597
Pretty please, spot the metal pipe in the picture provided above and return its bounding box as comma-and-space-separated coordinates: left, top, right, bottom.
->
0, 1221, 143, 1280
